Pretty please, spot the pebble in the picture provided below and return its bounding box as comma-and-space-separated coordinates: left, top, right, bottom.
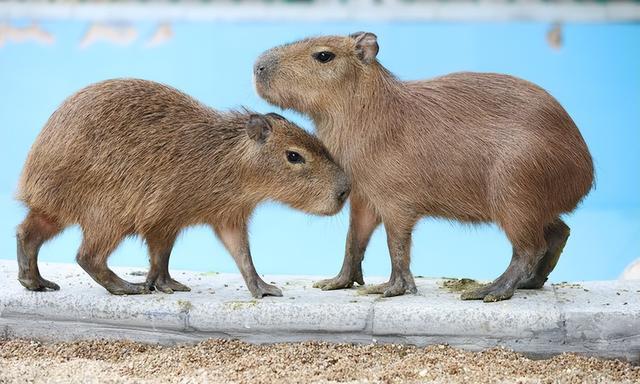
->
1, 338, 638, 383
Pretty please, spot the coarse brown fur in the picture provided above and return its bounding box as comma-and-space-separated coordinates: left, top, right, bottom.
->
254, 32, 594, 302
16, 78, 349, 298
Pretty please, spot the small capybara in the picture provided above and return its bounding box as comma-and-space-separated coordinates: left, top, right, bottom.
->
254, 32, 594, 302
17, 79, 350, 298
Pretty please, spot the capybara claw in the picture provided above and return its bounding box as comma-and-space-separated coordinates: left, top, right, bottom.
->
313, 276, 356, 290
383, 279, 417, 297
358, 282, 389, 295
152, 278, 191, 294
359, 275, 416, 297
460, 282, 515, 302
107, 282, 151, 295
383, 287, 405, 297
157, 286, 174, 294
18, 276, 60, 291
483, 289, 514, 303
250, 281, 283, 298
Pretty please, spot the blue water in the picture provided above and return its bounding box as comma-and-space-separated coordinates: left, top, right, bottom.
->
1, 21, 639, 282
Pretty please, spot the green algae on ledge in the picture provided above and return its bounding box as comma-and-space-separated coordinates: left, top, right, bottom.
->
440, 278, 485, 293
225, 300, 258, 310
177, 300, 194, 312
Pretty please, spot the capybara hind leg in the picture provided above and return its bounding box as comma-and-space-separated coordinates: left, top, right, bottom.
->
76, 234, 150, 295
144, 232, 190, 294
519, 219, 570, 289
461, 249, 544, 302
462, 221, 546, 302
17, 211, 63, 291
314, 196, 380, 291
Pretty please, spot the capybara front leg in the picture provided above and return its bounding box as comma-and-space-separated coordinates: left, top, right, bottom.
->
361, 219, 417, 297
215, 223, 282, 298
518, 219, 570, 289
16, 211, 62, 291
144, 232, 190, 294
314, 196, 380, 290
383, 224, 417, 297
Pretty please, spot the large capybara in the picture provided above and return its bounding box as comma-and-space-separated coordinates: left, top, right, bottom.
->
254, 32, 594, 302
17, 78, 350, 298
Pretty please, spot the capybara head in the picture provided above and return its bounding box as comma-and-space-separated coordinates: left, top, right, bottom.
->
244, 112, 350, 215
254, 32, 380, 114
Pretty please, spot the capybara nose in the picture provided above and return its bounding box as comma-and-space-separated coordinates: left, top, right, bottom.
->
254, 63, 267, 80
254, 54, 277, 79
254, 60, 267, 77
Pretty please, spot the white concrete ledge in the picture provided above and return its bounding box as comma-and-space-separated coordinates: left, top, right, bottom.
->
0, 260, 638, 361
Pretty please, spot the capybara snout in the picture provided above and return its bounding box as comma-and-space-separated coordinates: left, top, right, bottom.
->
16, 78, 348, 298
255, 112, 351, 216
254, 53, 279, 83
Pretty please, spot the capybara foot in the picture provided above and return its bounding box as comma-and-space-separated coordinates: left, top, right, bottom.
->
18, 275, 60, 291
313, 275, 358, 290
358, 281, 389, 295
107, 281, 151, 295
359, 276, 417, 297
460, 281, 515, 302
249, 280, 283, 298
313, 264, 364, 290
382, 275, 417, 297
152, 277, 191, 294
384, 276, 418, 297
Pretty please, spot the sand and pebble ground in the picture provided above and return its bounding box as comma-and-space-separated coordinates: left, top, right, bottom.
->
1, 338, 638, 383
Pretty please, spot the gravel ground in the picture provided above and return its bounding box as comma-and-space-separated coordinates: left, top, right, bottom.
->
1, 338, 639, 384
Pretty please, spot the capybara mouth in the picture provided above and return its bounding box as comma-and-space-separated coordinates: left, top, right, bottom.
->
253, 76, 268, 98
253, 76, 279, 107
319, 199, 348, 216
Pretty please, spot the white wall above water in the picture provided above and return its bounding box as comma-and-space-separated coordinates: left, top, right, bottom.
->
2, 0, 640, 22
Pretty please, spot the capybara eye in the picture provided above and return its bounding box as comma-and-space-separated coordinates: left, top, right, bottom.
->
286, 151, 305, 164
313, 51, 335, 63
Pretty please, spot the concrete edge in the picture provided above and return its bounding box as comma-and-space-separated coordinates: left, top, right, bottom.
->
3, 317, 639, 362
1, 261, 639, 362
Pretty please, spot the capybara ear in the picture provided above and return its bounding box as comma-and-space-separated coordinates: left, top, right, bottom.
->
265, 112, 286, 121
351, 32, 378, 64
246, 114, 272, 143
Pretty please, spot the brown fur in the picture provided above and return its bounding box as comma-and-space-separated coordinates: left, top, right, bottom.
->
16, 78, 349, 298
254, 32, 594, 302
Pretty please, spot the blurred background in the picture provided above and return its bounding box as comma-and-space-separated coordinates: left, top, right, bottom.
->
1, 0, 639, 283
